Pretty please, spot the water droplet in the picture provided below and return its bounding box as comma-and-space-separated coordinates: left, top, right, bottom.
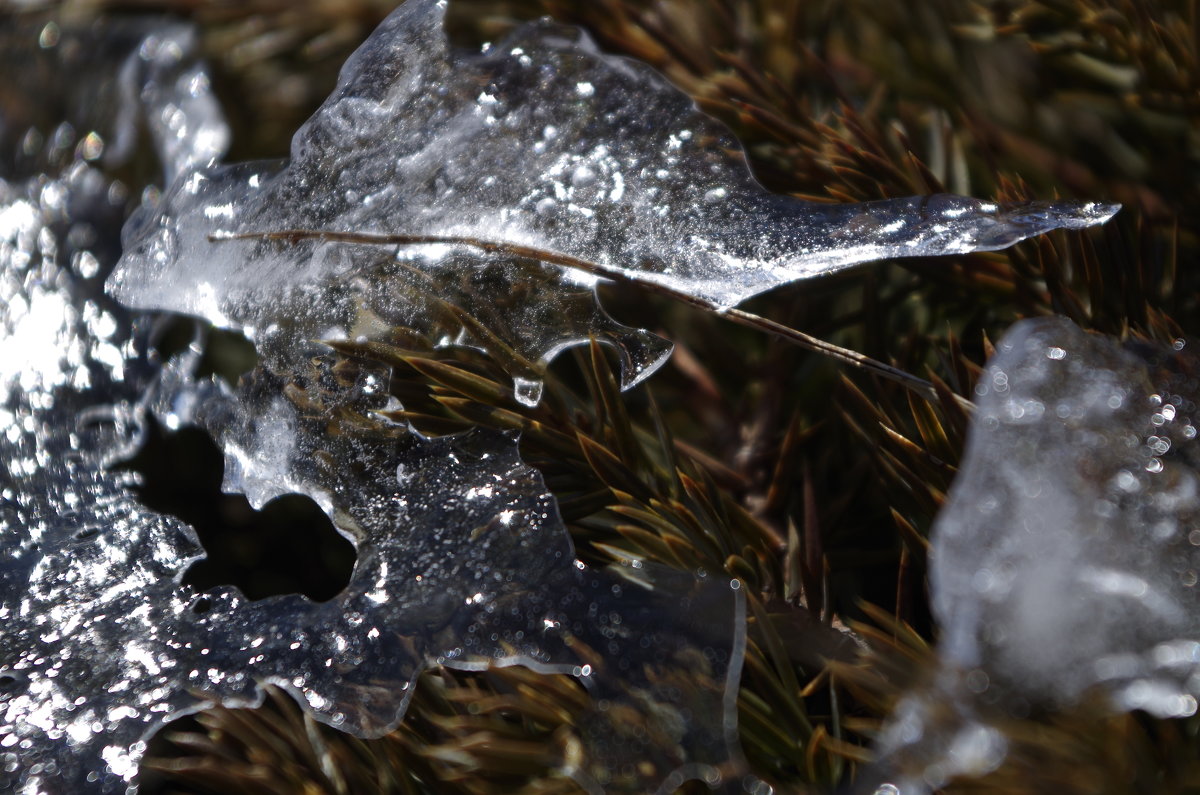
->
38, 22, 60, 49
513, 376, 542, 407
73, 251, 100, 279
78, 132, 104, 162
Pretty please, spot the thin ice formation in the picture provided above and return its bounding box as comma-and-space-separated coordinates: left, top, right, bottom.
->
1, 17, 748, 795
109, 0, 1117, 406
4, 1, 1122, 792
871, 317, 1200, 793
0, 19, 223, 793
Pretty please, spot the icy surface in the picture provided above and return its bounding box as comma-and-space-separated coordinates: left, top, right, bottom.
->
872, 317, 1200, 792
3, 1, 1124, 792
0, 16, 746, 795
109, 0, 1116, 405
149, 354, 750, 795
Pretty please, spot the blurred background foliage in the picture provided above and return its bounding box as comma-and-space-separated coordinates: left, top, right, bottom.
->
8, 0, 1200, 792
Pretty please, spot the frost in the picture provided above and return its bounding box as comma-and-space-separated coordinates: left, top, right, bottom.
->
108, 0, 1116, 405
871, 317, 1200, 792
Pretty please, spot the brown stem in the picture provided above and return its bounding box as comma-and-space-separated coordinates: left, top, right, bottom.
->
209, 229, 972, 410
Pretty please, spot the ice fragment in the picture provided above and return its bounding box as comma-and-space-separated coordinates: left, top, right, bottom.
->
872, 317, 1200, 791
1, 16, 749, 795
109, 0, 1116, 405
0, 19, 246, 793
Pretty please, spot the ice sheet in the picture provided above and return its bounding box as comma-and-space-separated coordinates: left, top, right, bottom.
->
871, 317, 1200, 792
108, 0, 1117, 405
4, 2, 1123, 793
1, 17, 746, 795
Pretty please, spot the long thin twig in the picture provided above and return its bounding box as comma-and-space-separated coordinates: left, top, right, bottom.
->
209, 229, 972, 410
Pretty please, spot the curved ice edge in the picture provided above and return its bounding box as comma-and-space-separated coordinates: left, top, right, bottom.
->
998, 200, 1121, 230
950, 199, 1122, 255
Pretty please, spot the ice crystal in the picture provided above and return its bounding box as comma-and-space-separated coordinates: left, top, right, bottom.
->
108, 0, 1117, 405
1, 16, 745, 795
872, 317, 1200, 793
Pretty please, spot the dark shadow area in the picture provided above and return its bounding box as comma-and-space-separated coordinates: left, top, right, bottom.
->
122, 419, 356, 602
152, 317, 260, 387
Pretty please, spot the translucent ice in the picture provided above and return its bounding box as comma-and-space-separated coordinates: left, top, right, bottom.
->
4, 2, 1122, 792
109, 0, 1117, 405
141, 347, 750, 795
1, 16, 746, 795
872, 317, 1200, 792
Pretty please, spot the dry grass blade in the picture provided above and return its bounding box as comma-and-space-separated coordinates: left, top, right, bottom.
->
212, 229, 957, 406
